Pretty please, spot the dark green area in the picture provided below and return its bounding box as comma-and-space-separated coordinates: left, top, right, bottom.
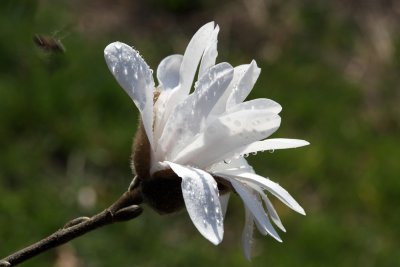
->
1, 0, 399, 266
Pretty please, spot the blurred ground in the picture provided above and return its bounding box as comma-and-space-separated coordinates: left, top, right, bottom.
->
1, 0, 399, 266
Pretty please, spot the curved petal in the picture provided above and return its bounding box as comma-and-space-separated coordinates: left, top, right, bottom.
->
199, 25, 219, 78
173, 109, 281, 167
157, 54, 183, 90
222, 138, 310, 160
226, 172, 305, 215
104, 42, 155, 147
178, 21, 216, 97
226, 60, 261, 108
260, 192, 286, 232
153, 22, 217, 151
209, 63, 251, 116
227, 178, 282, 242
228, 98, 282, 114
159, 63, 234, 159
209, 157, 254, 174
243, 182, 286, 232
219, 193, 230, 219
242, 207, 255, 261
166, 161, 224, 245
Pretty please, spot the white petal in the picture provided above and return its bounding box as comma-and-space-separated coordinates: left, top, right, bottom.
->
258, 190, 286, 232
173, 109, 281, 167
104, 42, 155, 147
166, 161, 224, 245
219, 193, 230, 219
210, 63, 251, 116
227, 178, 282, 242
242, 207, 255, 261
153, 22, 217, 149
199, 25, 219, 78
226, 172, 305, 215
228, 98, 282, 114
210, 157, 254, 174
233, 138, 310, 157
226, 60, 261, 108
178, 22, 216, 97
159, 63, 234, 159
157, 54, 183, 90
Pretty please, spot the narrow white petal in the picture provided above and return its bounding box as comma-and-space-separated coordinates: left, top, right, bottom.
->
209, 157, 254, 174
262, 193, 286, 232
104, 42, 155, 147
226, 60, 261, 108
153, 22, 217, 146
166, 161, 224, 245
210, 63, 251, 116
242, 207, 255, 261
227, 178, 282, 242
219, 193, 230, 219
179, 22, 216, 96
230, 138, 310, 158
228, 98, 282, 114
243, 188, 285, 233
226, 172, 305, 215
199, 25, 219, 78
173, 109, 281, 167
159, 63, 234, 159
157, 54, 183, 90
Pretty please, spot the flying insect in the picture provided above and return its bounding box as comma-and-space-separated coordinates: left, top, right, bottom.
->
33, 34, 66, 53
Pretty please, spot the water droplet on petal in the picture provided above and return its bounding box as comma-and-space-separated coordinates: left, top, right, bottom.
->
269, 149, 275, 153
223, 159, 231, 164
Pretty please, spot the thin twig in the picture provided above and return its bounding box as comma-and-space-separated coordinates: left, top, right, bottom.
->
0, 188, 143, 267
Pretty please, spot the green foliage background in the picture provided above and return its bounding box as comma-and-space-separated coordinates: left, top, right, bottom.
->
1, 0, 399, 266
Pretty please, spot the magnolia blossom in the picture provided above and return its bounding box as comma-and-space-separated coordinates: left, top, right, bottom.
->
104, 22, 309, 259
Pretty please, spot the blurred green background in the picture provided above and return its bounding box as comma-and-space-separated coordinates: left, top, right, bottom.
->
1, 0, 399, 266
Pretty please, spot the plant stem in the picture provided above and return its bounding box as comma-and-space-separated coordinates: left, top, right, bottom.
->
0, 189, 143, 267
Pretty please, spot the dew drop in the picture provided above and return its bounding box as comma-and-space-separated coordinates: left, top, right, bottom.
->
223, 159, 231, 164
123, 68, 128, 75
269, 149, 275, 153
115, 43, 122, 49
252, 152, 257, 155
204, 207, 208, 214
244, 153, 249, 158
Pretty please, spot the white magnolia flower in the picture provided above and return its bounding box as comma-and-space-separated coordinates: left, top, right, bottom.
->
104, 22, 309, 259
